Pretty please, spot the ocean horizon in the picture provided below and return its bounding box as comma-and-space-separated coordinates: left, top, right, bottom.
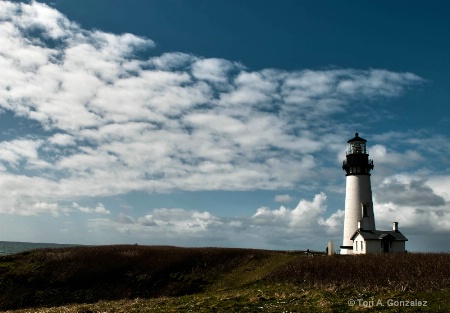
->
0, 241, 81, 256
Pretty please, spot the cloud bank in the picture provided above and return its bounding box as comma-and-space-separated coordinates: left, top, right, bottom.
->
87, 193, 334, 249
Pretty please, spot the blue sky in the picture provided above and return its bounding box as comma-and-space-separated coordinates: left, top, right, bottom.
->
0, 0, 449, 251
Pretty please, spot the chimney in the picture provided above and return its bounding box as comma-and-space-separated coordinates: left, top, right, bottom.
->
358, 220, 363, 230
393, 222, 398, 232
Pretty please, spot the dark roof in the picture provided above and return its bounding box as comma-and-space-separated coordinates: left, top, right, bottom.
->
350, 229, 408, 241
347, 132, 367, 143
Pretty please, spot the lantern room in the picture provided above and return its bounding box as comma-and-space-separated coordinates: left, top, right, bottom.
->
347, 133, 367, 155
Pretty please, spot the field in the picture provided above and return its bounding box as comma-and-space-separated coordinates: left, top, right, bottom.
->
0, 245, 449, 312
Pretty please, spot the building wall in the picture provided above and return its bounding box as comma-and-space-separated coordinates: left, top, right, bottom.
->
390, 240, 406, 252
365, 240, 382, 253
342, 175, 376, 254
352, 234, 365, 254
352, 235, 382, 254
352, 236, 406, 254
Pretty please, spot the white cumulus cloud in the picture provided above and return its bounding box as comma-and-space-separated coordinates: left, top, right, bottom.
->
0, 1, 427, 219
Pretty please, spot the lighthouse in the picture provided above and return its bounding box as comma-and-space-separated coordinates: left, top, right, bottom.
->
340, 133, 376, 254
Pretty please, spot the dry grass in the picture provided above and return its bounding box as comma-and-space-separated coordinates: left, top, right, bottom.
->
266, 253, 450, 292
0, 246, 449, 311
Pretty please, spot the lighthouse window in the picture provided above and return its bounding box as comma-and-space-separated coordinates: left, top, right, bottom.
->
362, 204, 369, 217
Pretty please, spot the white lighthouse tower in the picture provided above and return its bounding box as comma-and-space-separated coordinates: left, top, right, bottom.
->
340, 133, 376, 254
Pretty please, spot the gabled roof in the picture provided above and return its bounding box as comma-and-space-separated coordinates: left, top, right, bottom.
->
350, 229, 408, 241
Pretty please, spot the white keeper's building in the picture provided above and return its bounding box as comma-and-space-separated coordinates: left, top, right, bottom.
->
340, 133, 408, 254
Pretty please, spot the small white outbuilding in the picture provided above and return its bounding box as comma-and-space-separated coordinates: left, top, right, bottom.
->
350, 222, 408, 254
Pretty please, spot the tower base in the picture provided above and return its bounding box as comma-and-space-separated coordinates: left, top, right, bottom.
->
340, 245, 353, 255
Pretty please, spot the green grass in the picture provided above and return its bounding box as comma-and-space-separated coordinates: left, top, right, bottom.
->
0, 246, 449, 312
4, 283, 449, 312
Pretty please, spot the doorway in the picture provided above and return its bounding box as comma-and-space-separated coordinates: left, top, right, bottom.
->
382, 238, 391, 253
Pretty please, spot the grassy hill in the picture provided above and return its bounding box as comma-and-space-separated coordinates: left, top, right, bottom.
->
0, 245, 449, 312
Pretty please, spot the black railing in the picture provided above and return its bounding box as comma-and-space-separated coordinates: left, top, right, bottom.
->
342, 159, 373, 167
346, 149, 369, 155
